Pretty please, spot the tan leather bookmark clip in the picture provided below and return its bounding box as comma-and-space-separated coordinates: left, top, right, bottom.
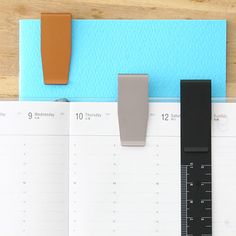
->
41, 13, 72, 85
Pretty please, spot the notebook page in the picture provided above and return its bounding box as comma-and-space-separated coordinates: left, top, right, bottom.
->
212, 103, 236, 235
69, 102, 236, 236
0, 102, 69, 236
69, 102, 181, 236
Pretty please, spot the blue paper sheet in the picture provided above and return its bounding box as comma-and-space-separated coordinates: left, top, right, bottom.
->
19, 20, 227, 101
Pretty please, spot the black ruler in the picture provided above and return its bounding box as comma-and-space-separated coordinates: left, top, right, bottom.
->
181, 80, 212, 236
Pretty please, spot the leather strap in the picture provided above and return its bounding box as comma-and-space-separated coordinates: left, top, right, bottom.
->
181, 80, 212, 235
118, 74, 149, 146
41, 13, 72, 85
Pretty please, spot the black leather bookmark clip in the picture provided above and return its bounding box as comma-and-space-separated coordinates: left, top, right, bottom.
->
181, 80, 211, 155
181, 80, 212, 236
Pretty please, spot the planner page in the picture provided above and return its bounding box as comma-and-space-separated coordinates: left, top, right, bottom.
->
0, 102, 69, 236
69, 102, 181, 236
69, 102, 236, 236
212, 103, 236, 235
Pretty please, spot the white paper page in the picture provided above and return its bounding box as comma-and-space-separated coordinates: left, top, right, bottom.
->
69, 102, 236, 236
212, 103, 236, 235
69, 102, 181, 236
0, 102, 69, 236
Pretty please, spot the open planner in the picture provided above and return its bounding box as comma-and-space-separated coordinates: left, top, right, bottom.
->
0, 101, 235, 236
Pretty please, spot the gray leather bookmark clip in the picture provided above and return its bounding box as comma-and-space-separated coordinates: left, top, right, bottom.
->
118, 74, 149, 146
